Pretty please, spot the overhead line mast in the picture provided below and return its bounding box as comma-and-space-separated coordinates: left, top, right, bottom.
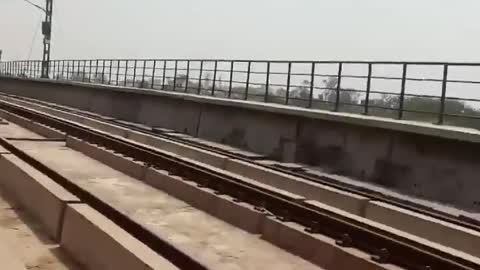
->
41, 0, 53, 78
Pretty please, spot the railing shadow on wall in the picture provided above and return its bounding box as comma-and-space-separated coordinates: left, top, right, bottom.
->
3, 59, 480, 129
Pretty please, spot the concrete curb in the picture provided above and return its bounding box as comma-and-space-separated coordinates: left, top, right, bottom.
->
225, 158, 370, 216
366, 200, 480, 258
0, 154, 80, 240
61, 204, 179, 270
0, 107, 65, 139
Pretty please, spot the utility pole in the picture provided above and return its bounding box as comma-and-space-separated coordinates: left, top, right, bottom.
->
41, 0, 53, 78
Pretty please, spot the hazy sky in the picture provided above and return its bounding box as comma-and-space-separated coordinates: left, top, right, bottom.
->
1, 0, 480, 62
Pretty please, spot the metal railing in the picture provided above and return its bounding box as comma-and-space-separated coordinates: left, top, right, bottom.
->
2, 59, 480, 128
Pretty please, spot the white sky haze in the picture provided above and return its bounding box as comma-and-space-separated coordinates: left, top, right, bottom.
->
1, 0, 480, 62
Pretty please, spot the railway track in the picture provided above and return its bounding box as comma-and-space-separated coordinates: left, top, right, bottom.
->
0, 96, 478, 270
3, 93, 479, 233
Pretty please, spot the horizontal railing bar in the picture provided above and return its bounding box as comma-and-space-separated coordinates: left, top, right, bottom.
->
21, 58, 480, 65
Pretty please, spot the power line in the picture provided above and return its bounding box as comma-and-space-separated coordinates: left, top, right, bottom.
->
21, 0, 46, 12
27, 16, 42, 60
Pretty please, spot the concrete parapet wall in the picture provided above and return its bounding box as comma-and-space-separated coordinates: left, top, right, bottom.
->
1, 77, 480, 210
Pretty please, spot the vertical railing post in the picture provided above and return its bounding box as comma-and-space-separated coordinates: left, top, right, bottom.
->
116, 60, 120, 86
77, 60, 81, 80
173, 60, 178, 91
438, 64, 449, 124
56, 60, 59, 79
398, 63, 408, 119
124, 60, 128, 87
162, 60, 167, 89
108, 60, 113, 84
151, 60, 157, 89
228, 61, 234, 98
245, 61, 251, 100
101, 60, 106, 84
82, 60, 86, 82
133, 59, 137, 87
212, 60, 218, 96
364, 63, 372, 115
197, 60, 203, 94
286, 62, 292, 105
308, 62, 316, 108
73, 60, 77, 79
265, 61, 271, 102
66, 61, 70, 80
88, 60, 93, 82
334, 62, 343, 111
50, 61, 54, 79
141, 60, 146, 88
185, 60, 190, 92
94, 59, 99, 82
61, 60, 65, 79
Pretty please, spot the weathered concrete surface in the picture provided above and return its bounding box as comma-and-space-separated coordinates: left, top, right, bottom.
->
0, 185, 82, 270
2, 77, 480, 210
260, 216, 401, 270
224, 158, 370, 216
67, 137, 360, 268
0, 148, 80, 240
0, 238, 28, 270
303, 200, 480, 268
15, 139, 323, 270
61, 204, 179, 270
0, 111, 45, 139
365, 201, 480, 257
